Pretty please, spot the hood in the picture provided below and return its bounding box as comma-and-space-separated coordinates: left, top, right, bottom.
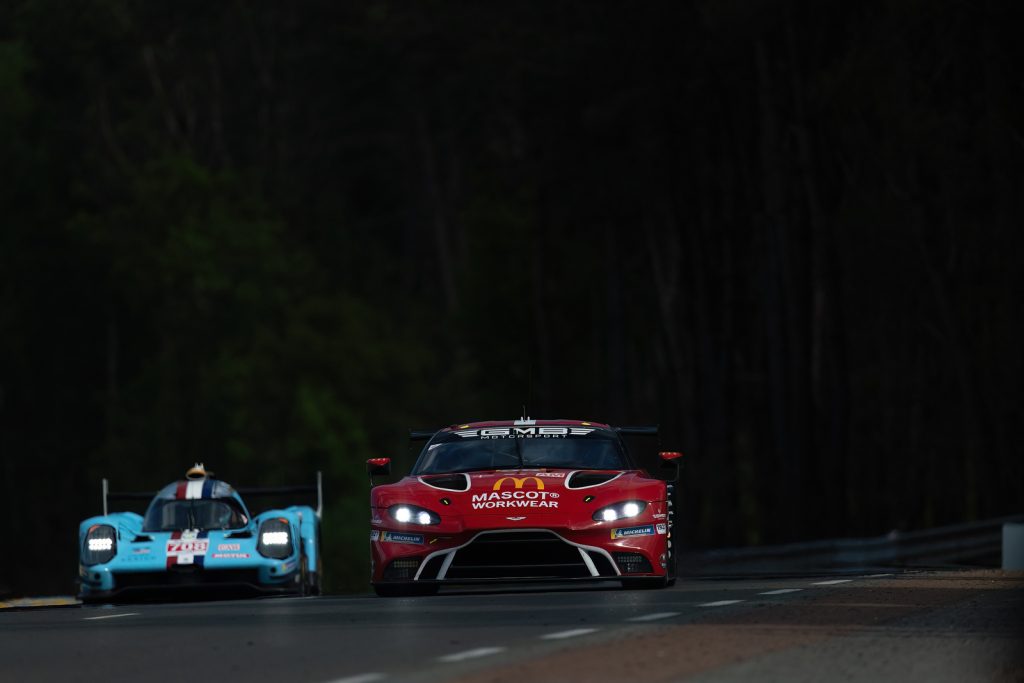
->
374, 468, 663, 518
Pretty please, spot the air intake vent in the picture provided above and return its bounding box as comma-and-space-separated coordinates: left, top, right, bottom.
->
567, 472, 619, 489
419, 474, 470, 491
383, 558, 421, 580
445, 531, 592, 579
613, 552, 653, 574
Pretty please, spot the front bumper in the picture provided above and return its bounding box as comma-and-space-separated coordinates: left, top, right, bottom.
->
77, 557, 303, 601
370, 524, 668, 585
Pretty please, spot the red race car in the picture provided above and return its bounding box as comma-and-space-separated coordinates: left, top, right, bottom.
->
367, 418, 682, 596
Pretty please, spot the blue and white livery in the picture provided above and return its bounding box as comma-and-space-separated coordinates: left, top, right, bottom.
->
77, 464, 322, 602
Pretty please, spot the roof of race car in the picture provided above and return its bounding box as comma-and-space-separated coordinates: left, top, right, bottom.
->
153, 478, 236, 501
440, 419, 611, 431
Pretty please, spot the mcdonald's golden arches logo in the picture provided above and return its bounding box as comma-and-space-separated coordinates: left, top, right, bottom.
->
492, 476, 545, 491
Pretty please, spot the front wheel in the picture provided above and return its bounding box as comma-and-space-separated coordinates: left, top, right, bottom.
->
373, 583, 439, 597
621, 576, 669, 590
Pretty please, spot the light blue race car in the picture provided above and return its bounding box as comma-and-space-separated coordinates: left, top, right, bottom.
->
77, 464, 322, 602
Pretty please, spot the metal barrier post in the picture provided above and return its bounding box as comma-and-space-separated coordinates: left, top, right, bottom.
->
1003, 522, 1024, 570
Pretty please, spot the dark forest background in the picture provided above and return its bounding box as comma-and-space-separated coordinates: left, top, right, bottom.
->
1, 0, 1021, 596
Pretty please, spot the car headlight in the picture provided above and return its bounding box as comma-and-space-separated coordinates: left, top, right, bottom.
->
593, 500, 647, 522
82, 524, 117, 565
388, 504, 440, 526
257, 518, 293, 559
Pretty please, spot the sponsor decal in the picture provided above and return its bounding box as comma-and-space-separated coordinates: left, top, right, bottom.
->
132, 548, 151, 554
493, 476, 545, 491
370, 529, 380, 541
611, 525, 656, 539
506, 516, 527, 521
534, 471, 566, 478
656, 523, 667, 535
653, 513, 667, 520
471, 476, 560, 509
453, 427, 594, 440
211, 552, 251, 559
381, 531, 424, 545
166, 539, 210, 556
217, 543, 241, 552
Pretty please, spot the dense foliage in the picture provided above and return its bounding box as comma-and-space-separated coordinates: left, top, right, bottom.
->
1, 1, 1020, 595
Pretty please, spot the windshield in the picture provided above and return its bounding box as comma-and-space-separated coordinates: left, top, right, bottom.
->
143, 499, 249, 531
412, 426, 631, 474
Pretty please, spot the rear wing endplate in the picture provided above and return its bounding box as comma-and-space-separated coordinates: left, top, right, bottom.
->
614, 425, 659, 436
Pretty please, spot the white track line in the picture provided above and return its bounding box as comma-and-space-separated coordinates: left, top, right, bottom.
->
812, 579, 853, 585
627, 611, 680, 622
759, 588, 803, 595
540, 628, 599, 640
699, 600, 743, 607
82, 612, 139, 621
437, 647, 506, 663
326, 674, 386, 683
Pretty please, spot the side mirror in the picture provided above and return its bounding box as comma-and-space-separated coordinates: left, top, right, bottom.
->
659, 451, 682, 482
367, 458, 391, 486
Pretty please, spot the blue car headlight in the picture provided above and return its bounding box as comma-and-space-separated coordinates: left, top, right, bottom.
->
257, 518, 293, 559
82, 524, 117, 565
593, 500, 647, 522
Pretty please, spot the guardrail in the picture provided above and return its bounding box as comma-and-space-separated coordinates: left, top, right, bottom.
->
684, 514, 1024, 574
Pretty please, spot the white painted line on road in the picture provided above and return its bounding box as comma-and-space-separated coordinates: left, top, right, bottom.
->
812, 579, 853, 585
758, 588, 803, 595
627, 611, 680, 622
326, 674, 386, 683
82, 612, 139, 621
540, 628, 599, 640
699, 600, 743, 607
438, 647, 506, 663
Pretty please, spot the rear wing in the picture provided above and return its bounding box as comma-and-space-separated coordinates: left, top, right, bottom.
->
409, 429, 438, 441
614, 425, 659, 437
102, 471, 323, 520
236, 472, 323, 519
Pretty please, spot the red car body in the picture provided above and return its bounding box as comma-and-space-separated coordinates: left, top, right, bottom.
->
367, 419, 680, 596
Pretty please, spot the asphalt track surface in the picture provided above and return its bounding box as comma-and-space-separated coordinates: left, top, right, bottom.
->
2, 570, 1021, 682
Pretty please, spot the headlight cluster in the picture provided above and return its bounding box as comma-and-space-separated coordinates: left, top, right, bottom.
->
593, 500, 647, 522
257, 518, 293, 559
82, 524, 117, 565
388, 504, 440, 526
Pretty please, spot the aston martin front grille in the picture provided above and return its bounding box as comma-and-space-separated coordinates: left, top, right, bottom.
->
443, 531, 612, 579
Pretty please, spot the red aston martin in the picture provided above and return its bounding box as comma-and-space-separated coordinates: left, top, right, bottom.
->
366, 419, 681, 596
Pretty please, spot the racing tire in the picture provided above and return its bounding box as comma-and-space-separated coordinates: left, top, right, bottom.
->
373, 583, 439, 597
308, 554, 323, 596
621, 576, 669, 590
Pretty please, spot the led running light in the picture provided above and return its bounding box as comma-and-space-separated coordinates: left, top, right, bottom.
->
87, 538, 113, 551
593, 500, 648, 522
388, 504, 440, 525
261, 531, 290, 545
